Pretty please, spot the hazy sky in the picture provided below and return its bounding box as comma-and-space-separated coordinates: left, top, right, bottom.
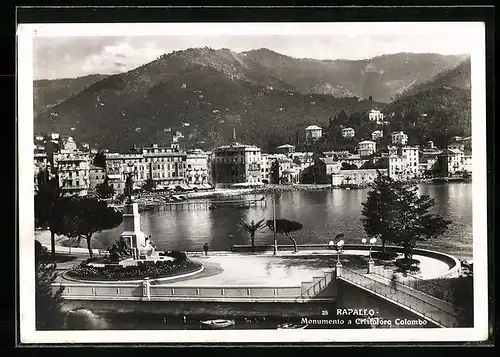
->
32, 24, 480, 80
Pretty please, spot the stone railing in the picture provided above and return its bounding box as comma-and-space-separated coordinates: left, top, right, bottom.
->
337, 268, 461, 328
52, 282, 303, 302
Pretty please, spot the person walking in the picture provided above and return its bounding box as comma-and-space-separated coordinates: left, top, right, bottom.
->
390, 272, 398, 292
203, 243, 209, 256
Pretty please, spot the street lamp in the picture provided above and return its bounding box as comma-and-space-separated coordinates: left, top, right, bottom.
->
335, 240, 345, 266
361, 237, 377, 273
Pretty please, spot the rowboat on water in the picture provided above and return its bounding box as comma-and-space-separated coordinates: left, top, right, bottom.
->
277, 323, 308, 330
200, 319, 235, 329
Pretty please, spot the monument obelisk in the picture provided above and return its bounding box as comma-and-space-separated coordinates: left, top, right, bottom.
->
120, 173, 146, 260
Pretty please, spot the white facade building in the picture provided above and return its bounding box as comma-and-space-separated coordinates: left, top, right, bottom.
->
186, 149, 209, 186
372, 130, 384, 141
391, 131, 408, 145
212, 143, 262, 187
341, 127, 355, 138
305, 125, 323, 143
357, 140, 376, 157
401, 146, 420, 178
54, 151, 90, 196
368, 109, 385, 124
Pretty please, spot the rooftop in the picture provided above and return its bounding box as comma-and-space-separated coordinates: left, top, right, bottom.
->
358, 140, 376, 145
305, 125, 322, 130
276, 144, 295, 149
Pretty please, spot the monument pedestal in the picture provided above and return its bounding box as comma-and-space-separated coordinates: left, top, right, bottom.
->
120, 203, 146, 260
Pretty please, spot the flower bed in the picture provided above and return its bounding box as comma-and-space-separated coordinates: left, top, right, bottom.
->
66, 256, 201, 281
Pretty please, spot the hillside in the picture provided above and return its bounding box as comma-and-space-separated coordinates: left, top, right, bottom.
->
242, 49, 468, 102
33, 47, 470, 152
398, 57, 471, 98
34, 58, 385, 152
33, 74, 110, 116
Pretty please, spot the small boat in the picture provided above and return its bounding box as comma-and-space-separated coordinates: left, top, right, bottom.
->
200, 319, 235, 329
277, 323, 308, 330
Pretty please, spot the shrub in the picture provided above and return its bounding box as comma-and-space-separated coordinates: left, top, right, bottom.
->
395, 257, 421, 273
371, 251, 399, 260
67, 258, 198, 280
164, 250, 187, 262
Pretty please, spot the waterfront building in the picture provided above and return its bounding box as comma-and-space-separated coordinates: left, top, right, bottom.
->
301, 157, 341, 184
380, 154, 406, 180
463, 152, 472, 173
371, 130, 384, 141
186, 149, 209, 186
289, 152, 315, 174
341, 127, 355, 138
212, 143, 262, 188
357, 140, 376, 157
89, 164, 106, 190
336, 153, 368, 170
276, 144, 296, 155
391, 131, 408, 145
400, 146, 420, 178
106, 173, 126, 194
305, 125, 323, 143
437, 148, 465, 176
106, 144, 187, 189
260, 153, 287, 184
54, 150, 90, 196
331, 168, 388, 186
368, 109, 385, 125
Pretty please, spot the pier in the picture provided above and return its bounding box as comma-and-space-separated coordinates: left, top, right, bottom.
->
145, 197, 268, 211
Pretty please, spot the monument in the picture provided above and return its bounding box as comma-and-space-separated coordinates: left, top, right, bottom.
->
120, 173, 146, 260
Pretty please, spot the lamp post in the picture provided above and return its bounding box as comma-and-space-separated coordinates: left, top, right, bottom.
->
361, 237, 377, 273
335, 240, 345, 277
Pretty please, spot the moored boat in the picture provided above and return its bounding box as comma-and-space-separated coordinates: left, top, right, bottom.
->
277, 323, 308, 330
200, 319, 235, 329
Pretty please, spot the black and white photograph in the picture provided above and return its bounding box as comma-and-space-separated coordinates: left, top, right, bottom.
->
17, 20, 488, 344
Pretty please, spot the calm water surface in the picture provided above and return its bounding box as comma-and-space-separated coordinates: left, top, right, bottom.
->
93, 183, 473, 260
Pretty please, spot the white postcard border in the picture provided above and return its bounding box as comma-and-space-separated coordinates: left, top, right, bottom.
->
17, 22, 489, 344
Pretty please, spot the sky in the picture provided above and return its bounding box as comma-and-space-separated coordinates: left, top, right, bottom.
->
31, 23, 481, 80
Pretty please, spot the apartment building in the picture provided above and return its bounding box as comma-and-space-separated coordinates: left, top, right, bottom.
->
186, 149, 210, 186
305, 125, 323, 143
212, 143, 262, 187
54, 151, 91, 196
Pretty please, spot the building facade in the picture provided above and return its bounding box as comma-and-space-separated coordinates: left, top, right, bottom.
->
341, 127, 355, 138
400, 146, 420, 178
305, 125, 323, 143
89, 164, 106, 190
368, 109, 385, 124
331, 169, 388, 186
357, 140, 376, 157
391, 131, 408, 145
186, 149, 209, 186
276, 144, 296, 155
212, 143, 262, 187
372, 130, 384, 141
54, 151, 91, 196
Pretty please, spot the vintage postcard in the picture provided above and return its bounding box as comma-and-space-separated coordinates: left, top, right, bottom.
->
17, 21, 489, 344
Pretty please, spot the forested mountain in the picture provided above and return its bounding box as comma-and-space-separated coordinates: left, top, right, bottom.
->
33, 48, 470, 152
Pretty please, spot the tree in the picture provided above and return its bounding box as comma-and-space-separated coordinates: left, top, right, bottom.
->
142, 177, 156, 192
92, 152, 106, 168
34, 179, 66, 261
361, 172, 452, 266
61, 197, 123, 259
238, 219, 266, 251
266, 219, 303, 252
35, 240, 65, 330
95, 177, 115, 199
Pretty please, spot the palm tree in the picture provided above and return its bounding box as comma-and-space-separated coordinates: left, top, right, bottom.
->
238, 219, 266, 252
